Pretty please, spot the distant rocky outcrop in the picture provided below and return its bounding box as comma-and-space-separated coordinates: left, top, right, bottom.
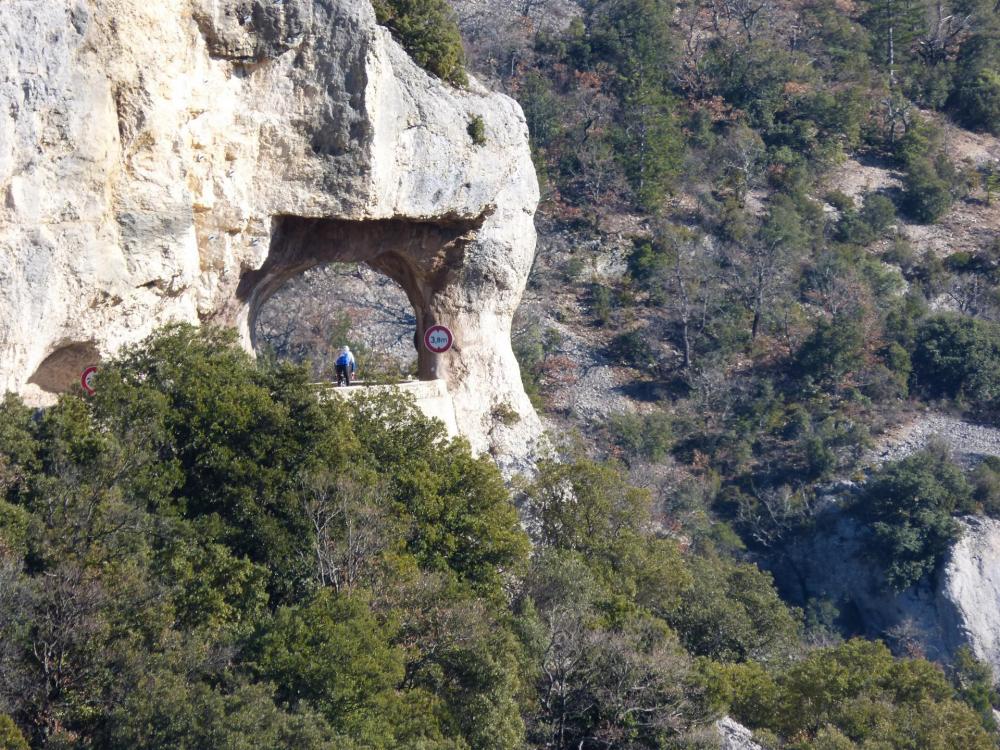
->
717, 716, 764, 750
0, 0, 541, 471
777, 511, 1000, 676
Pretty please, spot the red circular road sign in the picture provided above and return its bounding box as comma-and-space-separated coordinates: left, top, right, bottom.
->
423, 325, 454, 354
80, 366, 98, 395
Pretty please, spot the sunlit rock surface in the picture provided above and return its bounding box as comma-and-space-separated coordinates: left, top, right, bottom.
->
0, 0, 541, 471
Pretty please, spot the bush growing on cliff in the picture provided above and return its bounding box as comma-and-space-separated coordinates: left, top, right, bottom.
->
371, 0, 468, 86
857, 446, 972, 591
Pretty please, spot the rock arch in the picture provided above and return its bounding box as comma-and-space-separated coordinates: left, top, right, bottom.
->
238, 214, 485, 380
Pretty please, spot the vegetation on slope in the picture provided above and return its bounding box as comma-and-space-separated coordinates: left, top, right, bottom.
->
1, 326, 995, 748
479, 0, 1000, 588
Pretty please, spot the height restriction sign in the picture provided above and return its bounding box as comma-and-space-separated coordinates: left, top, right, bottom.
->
80, 366, 98, 395
423, 325, 453, 353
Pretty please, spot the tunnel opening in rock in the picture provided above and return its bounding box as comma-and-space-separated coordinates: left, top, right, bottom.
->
27, 341, 100, 396
254, 263, 419, 381
239, 215, 483, 381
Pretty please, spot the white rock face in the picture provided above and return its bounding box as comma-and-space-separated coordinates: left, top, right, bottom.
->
0, 0, 542, 469
716, 716, 763, 750
938, 517, 1000, 672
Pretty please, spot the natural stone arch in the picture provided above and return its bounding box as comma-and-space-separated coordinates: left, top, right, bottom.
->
252, 262, 418, 379
237, 214, 486, 380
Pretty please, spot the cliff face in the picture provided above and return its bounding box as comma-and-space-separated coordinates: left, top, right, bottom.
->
0, 0, 541, 468
779, 512, 1000, 675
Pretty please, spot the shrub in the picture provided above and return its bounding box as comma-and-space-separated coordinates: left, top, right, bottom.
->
609, 329, 659, 372
955, 70, 1000, 135
794, 314, 865, 386
901, 158, 953, 223
860, 192, 896, 234
825, 190, 855, 213
467, 115, 486, 145
606, 411, 673, 462
0, 716, 28, 750
590, 283, 615, 325
952, 35, 1000, 135
879, 341, 912, 396
857, 447, 972, 591
371, 0, 468, 86
951, 645, 1000, 732
972, 456, 1000, 517
911, 314, 1000, 415
834, 192, 895, 246
706, 640, 996, 748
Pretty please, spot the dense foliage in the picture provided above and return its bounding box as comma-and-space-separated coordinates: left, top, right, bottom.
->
707, 639, 996, 748
438, 0, 1000, 742
2, 328, 995, 748
856, 446, 973, 590
0, 327, 524, 749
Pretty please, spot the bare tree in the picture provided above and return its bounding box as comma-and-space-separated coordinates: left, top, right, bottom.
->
301, 471, 396, 596
722, 237, 791, 342
645, 226, 722, 371
919, 0, 972, 64
736, 484, 810, 548
946, 273, 997, 319
719, 125, 766, 205
712, 0, 775, 43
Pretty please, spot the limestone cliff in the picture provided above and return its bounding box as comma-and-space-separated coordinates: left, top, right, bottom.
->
0, 0, 542, 470
778, 511, 1000, 676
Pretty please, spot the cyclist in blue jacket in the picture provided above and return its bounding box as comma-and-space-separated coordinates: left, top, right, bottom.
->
335, 345, 356, 386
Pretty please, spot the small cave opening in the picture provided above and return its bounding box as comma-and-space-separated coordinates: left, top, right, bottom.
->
240, 215, 483, 382
27, 341, 101, 396
253, 262, 418, 382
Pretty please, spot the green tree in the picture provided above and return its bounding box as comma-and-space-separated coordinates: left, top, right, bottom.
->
952, 35, 1000, 134
972, 456, 1000, 516
911, 314, 1000, 415
104, 325, 350, 601
102, 675, 344, 750
349, 391, 529, 601
795, 313, 866, 387
665, 554, 801, 663
0, 716, 28, 750
951, 645, 999, 732
902, 157, 954, 222
254, 590, 417, 741
371, 0, 468, 86
711, 639, 996, 748
857, 446, 972, 590
862, 0, 929, 87
589, 0, 683, 208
